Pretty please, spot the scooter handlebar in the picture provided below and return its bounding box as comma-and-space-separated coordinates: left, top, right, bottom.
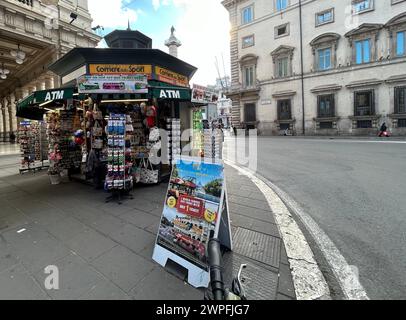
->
208, 238, 224, 300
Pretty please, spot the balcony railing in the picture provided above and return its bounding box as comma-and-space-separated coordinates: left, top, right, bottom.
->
17, 0, 34, 6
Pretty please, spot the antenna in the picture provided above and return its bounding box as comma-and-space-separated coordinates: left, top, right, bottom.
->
215, 56, 225, 91
221, 53, 229, 90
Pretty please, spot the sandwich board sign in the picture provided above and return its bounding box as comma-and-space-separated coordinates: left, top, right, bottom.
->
152, 156, 232, 288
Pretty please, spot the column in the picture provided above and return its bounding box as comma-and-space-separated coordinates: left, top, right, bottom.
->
3, 97, 10, 142
53, 74, 61, 88
9, 93, 17, 134
45, 77, 55, 90
14, 90, 24, 134
0, 100, 4, 142
28, 85, 36, 95
36, 81, 46, 91
21, 88, 29, 99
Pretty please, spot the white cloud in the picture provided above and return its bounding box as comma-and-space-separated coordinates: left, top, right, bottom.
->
89, 0, 231, 86
152, 0, 160, 11
152, 0, 171, 11
88, 0, 138, 29
158, 0, 231, 86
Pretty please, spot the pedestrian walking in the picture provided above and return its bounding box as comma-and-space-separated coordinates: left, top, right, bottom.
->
378, 122, 387, 137
9, 132, 16, 143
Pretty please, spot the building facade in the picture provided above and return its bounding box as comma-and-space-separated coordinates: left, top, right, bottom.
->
222, 0, 406, 136
0, 0, 101, 141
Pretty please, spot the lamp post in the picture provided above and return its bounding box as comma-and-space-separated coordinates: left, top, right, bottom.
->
299, 0, 305, 135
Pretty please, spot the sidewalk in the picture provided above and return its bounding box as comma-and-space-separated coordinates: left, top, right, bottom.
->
0, 143, 19, 156
0, 161, 295, 300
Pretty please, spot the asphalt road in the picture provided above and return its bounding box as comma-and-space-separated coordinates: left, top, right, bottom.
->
229, 137, 406, 300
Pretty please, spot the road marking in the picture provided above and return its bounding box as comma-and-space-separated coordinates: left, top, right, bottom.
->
273, 138, 406, 144
333, 140, 406, 144
225, 160, 369, 300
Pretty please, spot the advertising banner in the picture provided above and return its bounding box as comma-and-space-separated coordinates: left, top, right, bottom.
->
89, 64, 152, 76
155, 66, 189, 87
191, 84, 219, 104
153, 157, 231, 288
77, 75, 148, 94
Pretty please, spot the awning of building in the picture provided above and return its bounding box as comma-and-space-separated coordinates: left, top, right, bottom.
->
16, 88, 76, 120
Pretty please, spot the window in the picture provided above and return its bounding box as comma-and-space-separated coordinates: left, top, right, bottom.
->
122, 40, 133, 48
276, 57, 289, 78
352, 0, 373, 13
244, 103, 256, 122
276, 0, 288, 11
275, 23, 289, 38
317, 94, 335, 117
396, 31, 405, 56
354, 90, 374, 116
355, 39, 371, 64
316, 9, 334, 26
242, 35, 255, 48
398, 119, 406, 127
243, 65, 255, 87
271, 45, 294, 78
357, 120, 372, 128
395, 86, 406, 114
310, 33, 340, 71
277, 100, 292, 120
242, 6, 253, 25
319, 122, 333, 129
280, 123, 290, 130
318, 48, 332, 70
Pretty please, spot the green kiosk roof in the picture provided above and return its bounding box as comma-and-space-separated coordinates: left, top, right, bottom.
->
17, 88, 76, 120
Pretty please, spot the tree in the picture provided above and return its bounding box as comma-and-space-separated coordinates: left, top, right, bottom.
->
204, 179, 223, 198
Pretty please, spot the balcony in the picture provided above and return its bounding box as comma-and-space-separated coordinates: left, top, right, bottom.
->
17, 0, 34, 6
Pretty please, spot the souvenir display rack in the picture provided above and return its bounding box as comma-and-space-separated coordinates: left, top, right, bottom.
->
192, 108, 204, 157
18, 120, 49, 174
46, 109, 83, 179
105, 113, 134, 204
204, 129, 223, 160
166, 118, 181, 165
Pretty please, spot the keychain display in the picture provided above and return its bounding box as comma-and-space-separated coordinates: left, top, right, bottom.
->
105, 114, 133, 191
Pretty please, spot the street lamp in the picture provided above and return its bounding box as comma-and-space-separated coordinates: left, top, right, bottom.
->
0, 55, 10, 80
69, 12, 78, 24
10, 44, 26, 64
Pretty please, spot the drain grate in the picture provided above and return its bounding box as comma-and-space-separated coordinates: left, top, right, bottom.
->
233, 227, 281, 268
222, 252, 279, 300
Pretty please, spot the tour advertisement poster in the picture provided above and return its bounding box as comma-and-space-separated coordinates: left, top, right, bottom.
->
156, 158, 225, 270
77, 75, 148, 94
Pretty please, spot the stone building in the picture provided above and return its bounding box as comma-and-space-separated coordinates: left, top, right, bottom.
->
0, 0, 101, 141
222, 0, 406, 136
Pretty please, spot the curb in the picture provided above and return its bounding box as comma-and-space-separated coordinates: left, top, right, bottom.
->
225, 160, 331, 300
225, 160, 370, 300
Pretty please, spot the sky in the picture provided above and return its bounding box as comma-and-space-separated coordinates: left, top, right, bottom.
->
87, 0, 231, 86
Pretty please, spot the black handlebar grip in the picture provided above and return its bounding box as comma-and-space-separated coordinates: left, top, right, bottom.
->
208, 238, 224, 300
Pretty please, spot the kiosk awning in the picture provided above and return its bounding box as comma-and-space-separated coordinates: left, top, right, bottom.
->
17, 88, 76, 120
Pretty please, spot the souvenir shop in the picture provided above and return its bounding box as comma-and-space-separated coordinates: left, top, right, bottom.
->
16, 46, 199, 201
